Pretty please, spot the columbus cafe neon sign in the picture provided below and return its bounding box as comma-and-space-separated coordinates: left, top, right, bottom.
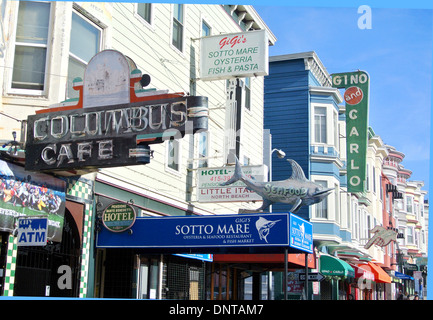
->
25, 50, 209, 171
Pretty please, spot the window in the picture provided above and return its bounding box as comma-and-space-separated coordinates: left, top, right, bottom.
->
353, 202, 359, 240
406, 196, 413, 214
385, 187, 390, 212
366, 164, 370, 191
407, 226, 414, 244
137, 3, 152, 24
314, 107, 327, 143
202, 20, 211, 37
12, 1, 51, 92
314, 181, 328, 219
334, 112, 339, 151
244, 77, 251, 110
225, 79, 242, 163
198, 131, 208, 168
67, 12, 101, 99
167, 139, 180, 172
172, 4, 184, 51
335, 183, 340, 224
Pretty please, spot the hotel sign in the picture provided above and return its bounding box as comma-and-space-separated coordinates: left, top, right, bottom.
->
200, 29, 269, 81
197, 165, 267, 202
25, 50, 208, 171
332, 71, 369, 193
102, 202, 136, 233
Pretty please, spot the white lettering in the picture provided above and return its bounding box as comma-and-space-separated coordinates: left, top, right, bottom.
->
350, 143, 359, 154
350, 175, 361, 186
350, 159, 360, 170
77, 142, 92, 162
349, 109, 358, 119
349, 126, 359, 137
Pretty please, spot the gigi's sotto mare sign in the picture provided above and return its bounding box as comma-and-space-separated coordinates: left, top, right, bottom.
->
25, 50, 208, 171
200, 29, 269, 81
96, 212, 313, 254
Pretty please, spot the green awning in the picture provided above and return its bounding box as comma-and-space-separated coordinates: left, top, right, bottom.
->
320, 254, 355, 278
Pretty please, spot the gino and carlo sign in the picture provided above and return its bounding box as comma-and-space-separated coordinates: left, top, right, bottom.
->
332, 71, 369, 193
96, 212, 313, 254
25, 50, 208, 171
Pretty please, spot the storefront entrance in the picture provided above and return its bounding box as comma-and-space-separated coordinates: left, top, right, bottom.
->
97, 249, 207, 300
13, 210, 81, 297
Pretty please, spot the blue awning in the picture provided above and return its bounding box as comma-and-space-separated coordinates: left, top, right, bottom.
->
395, 271, 414, 280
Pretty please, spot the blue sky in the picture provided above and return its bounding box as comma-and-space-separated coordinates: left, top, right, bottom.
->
252, 2, 432, 299
254, 5, 432, 195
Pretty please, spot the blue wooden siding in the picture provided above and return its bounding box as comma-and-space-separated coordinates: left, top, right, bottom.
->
264, 58, 311, 218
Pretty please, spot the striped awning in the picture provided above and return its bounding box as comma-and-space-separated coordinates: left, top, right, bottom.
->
357, 262, 391, 283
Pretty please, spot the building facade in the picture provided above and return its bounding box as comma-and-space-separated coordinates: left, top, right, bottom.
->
264, 51, 428, 300
0, 1, 281, 299
0, 1, 427, 300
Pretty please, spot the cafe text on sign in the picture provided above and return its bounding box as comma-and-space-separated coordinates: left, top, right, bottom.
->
25, 50, 208, 172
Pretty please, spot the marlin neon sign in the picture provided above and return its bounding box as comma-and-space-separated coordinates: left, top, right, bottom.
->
221, 157, 333, 213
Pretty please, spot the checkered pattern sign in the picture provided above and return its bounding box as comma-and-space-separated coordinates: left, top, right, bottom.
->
2, 176, 94, 298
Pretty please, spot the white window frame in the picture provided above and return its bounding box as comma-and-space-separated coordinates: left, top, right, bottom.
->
311, 103, 339, 149
406, 226, 414, 244
135, 3, 154, 30
313, 106, 327, 144
196, 130, 210, 168
406, 195, 414, 214
67, 10, 103, 99
201, 17, 212, 37
353, 202, 359, 240
8, 1, 53, 96
244, 77, 251, 111
170, 3, 185, 54
166, 138, 182, 175
313, 180, 328, 219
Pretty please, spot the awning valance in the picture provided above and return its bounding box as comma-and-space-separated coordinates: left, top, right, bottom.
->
358, 262, 391, 283
320, 254, 355, 278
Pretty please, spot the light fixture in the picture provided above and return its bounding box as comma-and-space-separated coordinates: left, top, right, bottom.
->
271, 148, 286, 159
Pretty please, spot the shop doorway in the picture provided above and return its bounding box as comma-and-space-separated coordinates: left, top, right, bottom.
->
0, 232, 9, 294
137, 256, 160, 299
13, 210, 81, 297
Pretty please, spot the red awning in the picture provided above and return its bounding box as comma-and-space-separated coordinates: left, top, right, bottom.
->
352, 264, 375, 280
213, 253, 316, 269
357, 262, 391, 283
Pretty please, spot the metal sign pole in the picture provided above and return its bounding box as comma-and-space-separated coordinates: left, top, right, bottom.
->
305, 253, 309, 300
284, 247, 288, 300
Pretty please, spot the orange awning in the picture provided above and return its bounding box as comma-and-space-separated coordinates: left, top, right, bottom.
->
358, 262, 391, 283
